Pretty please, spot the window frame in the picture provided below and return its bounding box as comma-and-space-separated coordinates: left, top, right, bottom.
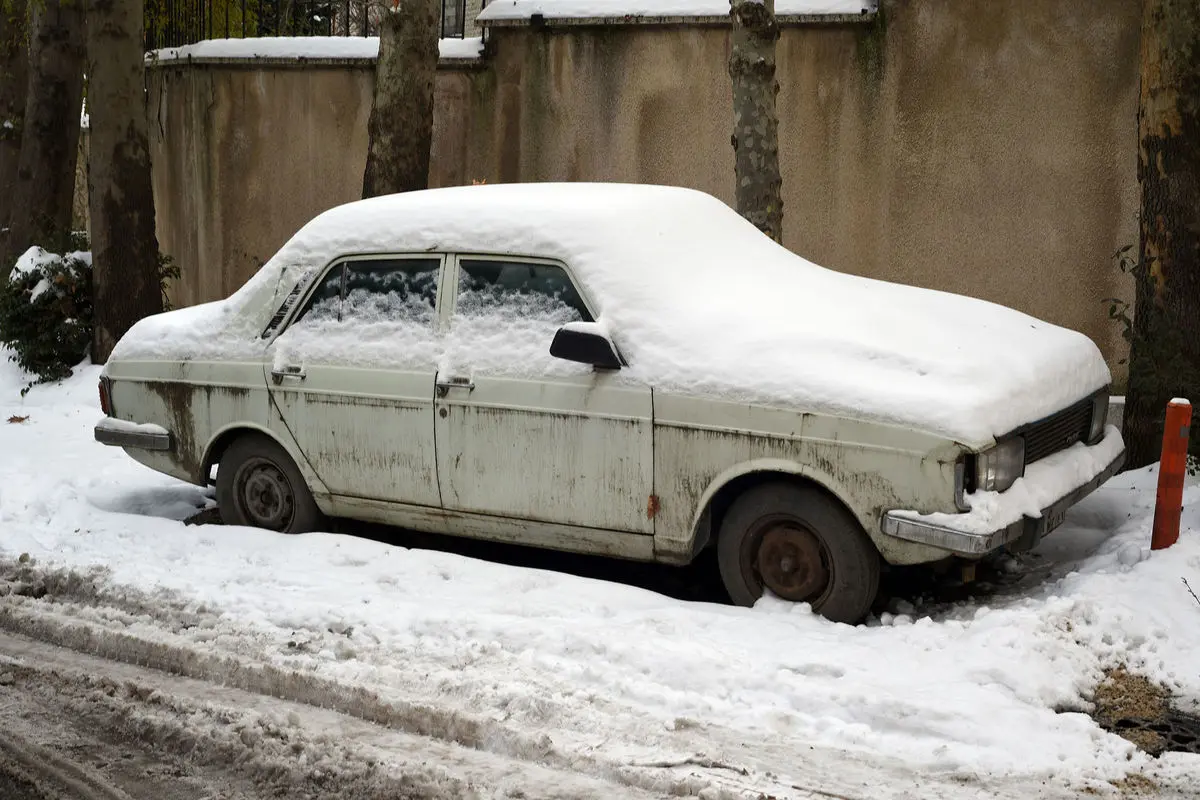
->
445, 253, 600, 325
265, 252, 450, 343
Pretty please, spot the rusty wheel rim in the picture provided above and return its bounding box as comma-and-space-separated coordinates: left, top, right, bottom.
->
752, 522, 830, 603
236, 457, 295, 531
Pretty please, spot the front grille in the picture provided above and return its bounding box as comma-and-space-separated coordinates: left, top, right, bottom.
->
1020, 398, 1093, 465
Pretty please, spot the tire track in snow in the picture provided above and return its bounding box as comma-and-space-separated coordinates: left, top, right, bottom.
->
0, 564, 832, 800
0, 726, 134, 800
0, 630, 680, 799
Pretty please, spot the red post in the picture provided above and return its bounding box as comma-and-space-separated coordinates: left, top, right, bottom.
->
1151, 398, 1192, 551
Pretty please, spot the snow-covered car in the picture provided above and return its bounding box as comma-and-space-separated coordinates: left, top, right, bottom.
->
94, 183, 1125, 622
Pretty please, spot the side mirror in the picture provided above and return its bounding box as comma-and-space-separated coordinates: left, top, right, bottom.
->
550, 322, 622, 370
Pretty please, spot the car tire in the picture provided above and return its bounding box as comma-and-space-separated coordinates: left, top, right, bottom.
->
717, 482, 880, 624
216, 433, 323, 534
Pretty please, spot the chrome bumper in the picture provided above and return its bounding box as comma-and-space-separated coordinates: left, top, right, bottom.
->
94, 418, 172, 451
881, 448, 1127, 557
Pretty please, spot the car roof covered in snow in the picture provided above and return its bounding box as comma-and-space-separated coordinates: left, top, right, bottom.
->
110, 183, 1110, 443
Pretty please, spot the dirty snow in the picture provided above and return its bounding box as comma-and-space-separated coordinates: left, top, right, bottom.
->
2, 355, 1199, 797
148, 36, 484, 63
110, 184, 1109, 445
893, 426, 1126, 534
479, 0, 874, 21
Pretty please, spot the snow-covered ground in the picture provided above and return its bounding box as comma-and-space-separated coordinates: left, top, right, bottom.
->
1, 354, 1198, 798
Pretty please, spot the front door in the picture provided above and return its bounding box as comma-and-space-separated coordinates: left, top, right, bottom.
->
265, 255, 445, 506
434, 256, 654, 534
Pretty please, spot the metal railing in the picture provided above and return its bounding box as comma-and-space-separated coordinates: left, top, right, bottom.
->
144, 0, 467, 49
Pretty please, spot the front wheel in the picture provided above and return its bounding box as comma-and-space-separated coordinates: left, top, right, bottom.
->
717, 482, 880, 624
216, 433, 323, 534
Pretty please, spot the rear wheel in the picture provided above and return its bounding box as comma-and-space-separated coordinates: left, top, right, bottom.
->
717, 482, 880, 623
216, 433, 323, 534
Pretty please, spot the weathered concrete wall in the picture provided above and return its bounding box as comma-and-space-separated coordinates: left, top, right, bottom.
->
149, 0, 1141, 376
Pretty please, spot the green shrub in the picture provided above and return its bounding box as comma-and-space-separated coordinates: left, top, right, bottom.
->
0, 244, 94, 393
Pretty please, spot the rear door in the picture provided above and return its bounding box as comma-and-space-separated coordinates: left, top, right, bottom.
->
265, 254, 445, 506
433, 255, 655, 534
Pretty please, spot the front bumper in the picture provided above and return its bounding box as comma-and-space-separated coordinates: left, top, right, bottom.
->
881, 447, 1126, 557
94, 418, 173, 451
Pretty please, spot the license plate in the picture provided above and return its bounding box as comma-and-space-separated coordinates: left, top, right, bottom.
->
1044, 507, 1068, 533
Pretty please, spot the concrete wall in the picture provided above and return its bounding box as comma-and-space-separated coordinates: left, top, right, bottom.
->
148, 0, 1141, 377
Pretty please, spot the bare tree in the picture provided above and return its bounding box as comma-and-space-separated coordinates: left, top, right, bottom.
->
729, 0, 783, 243
362, 0, 439, 198
2, 0, 85, 276
1122, 0, 1200, 467
0, 0, 28, 241
86, 0, 162, 361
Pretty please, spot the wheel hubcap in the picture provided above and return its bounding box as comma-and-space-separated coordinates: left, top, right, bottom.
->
238, 459, 295, 530
756, 523, 829, 602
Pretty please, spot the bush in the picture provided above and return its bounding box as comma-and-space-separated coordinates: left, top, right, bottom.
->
0, 243, 94, 393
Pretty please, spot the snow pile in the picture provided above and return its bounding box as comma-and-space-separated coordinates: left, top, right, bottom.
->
479, 0, 874, 21
148, 36, 484, 63
111, 184, 1109, 444
0, 359, 1197, 795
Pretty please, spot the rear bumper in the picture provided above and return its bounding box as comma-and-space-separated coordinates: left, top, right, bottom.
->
94, 418, 172, 451
882, 447, 1126, 557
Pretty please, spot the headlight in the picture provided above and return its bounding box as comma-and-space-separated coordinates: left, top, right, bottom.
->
1088, 393, 1110, 444
975, 438, 1025, 493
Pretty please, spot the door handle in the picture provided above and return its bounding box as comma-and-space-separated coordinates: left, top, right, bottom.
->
435, 377, 475, 397
271, 365, 306, 384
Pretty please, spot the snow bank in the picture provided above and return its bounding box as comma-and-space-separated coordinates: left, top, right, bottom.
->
0, 359, 1197, 794
148, 36, 484, 63
479, 0, 873, 21
114, 184, 1108, 444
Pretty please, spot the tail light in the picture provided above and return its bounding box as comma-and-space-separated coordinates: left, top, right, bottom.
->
98, 377, 113, 416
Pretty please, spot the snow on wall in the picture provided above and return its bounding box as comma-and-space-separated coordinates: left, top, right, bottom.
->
148, 36, 484, 63
478, 0, 875, 21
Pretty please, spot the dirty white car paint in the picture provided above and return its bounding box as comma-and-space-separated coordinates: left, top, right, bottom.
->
95, 184, 1125, 622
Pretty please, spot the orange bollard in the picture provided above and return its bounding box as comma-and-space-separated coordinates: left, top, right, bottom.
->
1151, 398, 1192, 551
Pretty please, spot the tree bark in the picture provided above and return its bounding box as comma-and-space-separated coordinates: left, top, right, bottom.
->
86, 0, 162, 362
1123, 0, 1200, 468
0, 0, 28, 239
2, 0, 85, 276
729, 0, 783, 243
362, 0, 439, 199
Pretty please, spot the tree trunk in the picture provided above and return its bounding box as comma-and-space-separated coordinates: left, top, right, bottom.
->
2, 0, 85, 276
729, 0, 783, 243
1123, 0, 1200, 468
277, 0, 295, 35
362, 0, 439, 199
86, 0, 162, 362
0, 0, 28, 240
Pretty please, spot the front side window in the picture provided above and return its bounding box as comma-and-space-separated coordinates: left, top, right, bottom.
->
446, 259, 596, 377
456, 259, 593, 323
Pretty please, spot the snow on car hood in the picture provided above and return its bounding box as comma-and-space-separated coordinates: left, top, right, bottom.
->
109, 183, 1110, 445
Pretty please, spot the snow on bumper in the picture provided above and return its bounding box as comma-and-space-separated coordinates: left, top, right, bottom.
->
882, 426, 1126, 557
94, 417, 172, 451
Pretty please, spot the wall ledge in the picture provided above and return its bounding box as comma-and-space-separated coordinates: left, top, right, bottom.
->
145, 55, 487, 70
479, 11, 876, 28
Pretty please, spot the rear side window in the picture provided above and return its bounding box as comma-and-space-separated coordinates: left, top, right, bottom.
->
456, 259, 593, 323
345, 260, 440, 325
291, 258, 441, 328
293, 265, 344, 325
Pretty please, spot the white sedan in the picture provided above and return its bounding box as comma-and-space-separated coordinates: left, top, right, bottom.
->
95, 183, 1124, 623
